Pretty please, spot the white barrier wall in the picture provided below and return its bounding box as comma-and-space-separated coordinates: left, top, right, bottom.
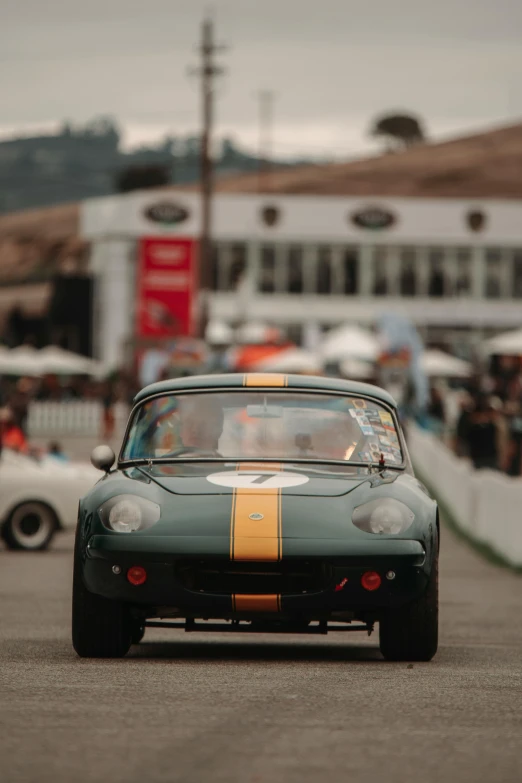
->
27, 402, 129, 438
408, 425, 522, 568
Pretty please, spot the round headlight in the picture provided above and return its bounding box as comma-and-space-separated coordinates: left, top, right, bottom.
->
352, 498, 414, 535
99, 495, 160, 533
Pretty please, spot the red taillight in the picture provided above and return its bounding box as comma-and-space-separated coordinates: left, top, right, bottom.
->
361, 571, 381, 591
127, 566, 147, 586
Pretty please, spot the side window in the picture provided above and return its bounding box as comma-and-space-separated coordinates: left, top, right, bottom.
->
343, 249, 359, 294
259, 245, 276, 293
228, 244, 246, 290
428, 249, 448, 297
485, 249, 502, 298
288, 246, 303, 294
513, 252, 522, 298
399, 248, 416, 296
455, 249, 472, 296
317, 247, 332, 293
373, 249, 388, 296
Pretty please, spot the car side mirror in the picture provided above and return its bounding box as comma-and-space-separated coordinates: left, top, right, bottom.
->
91, 445, 116, 473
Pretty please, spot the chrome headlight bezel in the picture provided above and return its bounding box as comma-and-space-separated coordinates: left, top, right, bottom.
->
352, 498, 415, 535
98, 495, 161, 533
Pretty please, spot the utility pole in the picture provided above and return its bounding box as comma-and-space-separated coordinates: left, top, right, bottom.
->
257, 90, 275, 193
193, 16, 226, 336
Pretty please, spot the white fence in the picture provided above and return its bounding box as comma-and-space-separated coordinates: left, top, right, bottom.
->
27, 401, 129, 438
409, 425, 522, 568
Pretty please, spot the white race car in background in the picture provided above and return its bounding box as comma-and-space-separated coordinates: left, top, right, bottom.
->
0, 449, 100, 551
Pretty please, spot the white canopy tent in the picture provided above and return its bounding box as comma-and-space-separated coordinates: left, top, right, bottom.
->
205, 320, 234, 345
420, 349, 471, 378
0, 346, 42, 376
38, 346, 102, 375
482, 328, 522, 356
253, 348, 323, 374
0, 346, 103, 376
319, 325, 379, 362
339, 357, 375, 380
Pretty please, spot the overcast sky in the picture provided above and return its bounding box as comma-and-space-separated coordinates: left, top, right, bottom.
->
2, 0, 522, 157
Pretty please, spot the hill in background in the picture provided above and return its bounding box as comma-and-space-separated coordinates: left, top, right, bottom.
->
0, 116, 313, 214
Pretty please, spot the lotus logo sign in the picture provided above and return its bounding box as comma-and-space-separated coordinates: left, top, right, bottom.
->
350, 206, 396, 230
144, 201, 190, 225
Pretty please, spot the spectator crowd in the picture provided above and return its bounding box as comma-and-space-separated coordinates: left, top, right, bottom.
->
426, 355, 522, 476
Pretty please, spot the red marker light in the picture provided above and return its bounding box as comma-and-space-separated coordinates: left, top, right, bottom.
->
127, 566, 147, 586
361, 571, 381, 591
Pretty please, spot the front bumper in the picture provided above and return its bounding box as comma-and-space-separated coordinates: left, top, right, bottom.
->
83, 535, 429, 617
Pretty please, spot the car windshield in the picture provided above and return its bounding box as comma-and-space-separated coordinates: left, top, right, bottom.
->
122, 391, 403, 465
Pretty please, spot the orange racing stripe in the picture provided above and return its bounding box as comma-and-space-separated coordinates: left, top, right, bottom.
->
243, 373, 288, 387
232, 594, 281, 612
230, 487, 282, 561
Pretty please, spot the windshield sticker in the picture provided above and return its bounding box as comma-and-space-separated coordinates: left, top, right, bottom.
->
350, 409, 374, 435
358, 451, 372, 462
379, 411, 394, 427
369, 441, 381, 459
378, 435, 393, 447
207, 471, 310, 489
351, 398, 367, 410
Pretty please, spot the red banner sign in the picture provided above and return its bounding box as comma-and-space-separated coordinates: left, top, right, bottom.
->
136, 237, 197, 338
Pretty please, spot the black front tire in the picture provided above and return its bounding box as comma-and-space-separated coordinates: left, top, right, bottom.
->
379, 554, 438, 662
131, 622, 145, 645
72, 545, 132, 658
2, 502, 57, 551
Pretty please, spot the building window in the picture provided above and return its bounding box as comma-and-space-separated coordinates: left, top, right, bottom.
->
428, 249, 447, 297
343, 248, 358, 294
485, 249, 502, 298
399, 248, 416, 296
210, 243, 219, 291
373, 248, 388, 296
260, 245, 276, 293
455, 249, 472, 296
513, 252, 522, 298
288, 246, 303, 294
228, 244, 246, 290
317, 246, 332, 293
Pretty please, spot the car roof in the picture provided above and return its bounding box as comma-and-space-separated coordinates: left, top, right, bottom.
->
134, 373, 398, 409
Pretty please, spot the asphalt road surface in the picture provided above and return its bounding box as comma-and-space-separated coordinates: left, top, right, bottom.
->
0, 525, 521, 783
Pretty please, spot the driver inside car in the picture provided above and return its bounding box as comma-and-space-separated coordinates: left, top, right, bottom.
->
137, 394, 225, 457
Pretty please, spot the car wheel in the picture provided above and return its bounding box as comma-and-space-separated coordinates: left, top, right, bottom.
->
131, 622, 145, 645
2, 502, 57, 551
72, 538, 132, 658
379, 553, 438, 662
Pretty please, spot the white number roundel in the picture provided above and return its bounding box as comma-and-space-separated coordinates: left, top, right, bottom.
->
206, 471, 309, 489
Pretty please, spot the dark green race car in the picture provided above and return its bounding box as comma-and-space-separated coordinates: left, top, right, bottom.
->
72, 373, 439, 661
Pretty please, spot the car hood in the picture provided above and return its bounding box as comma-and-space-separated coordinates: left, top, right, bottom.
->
135, 463, 373, 497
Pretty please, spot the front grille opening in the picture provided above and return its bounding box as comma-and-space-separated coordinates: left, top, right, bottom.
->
175, 560, 332, 595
